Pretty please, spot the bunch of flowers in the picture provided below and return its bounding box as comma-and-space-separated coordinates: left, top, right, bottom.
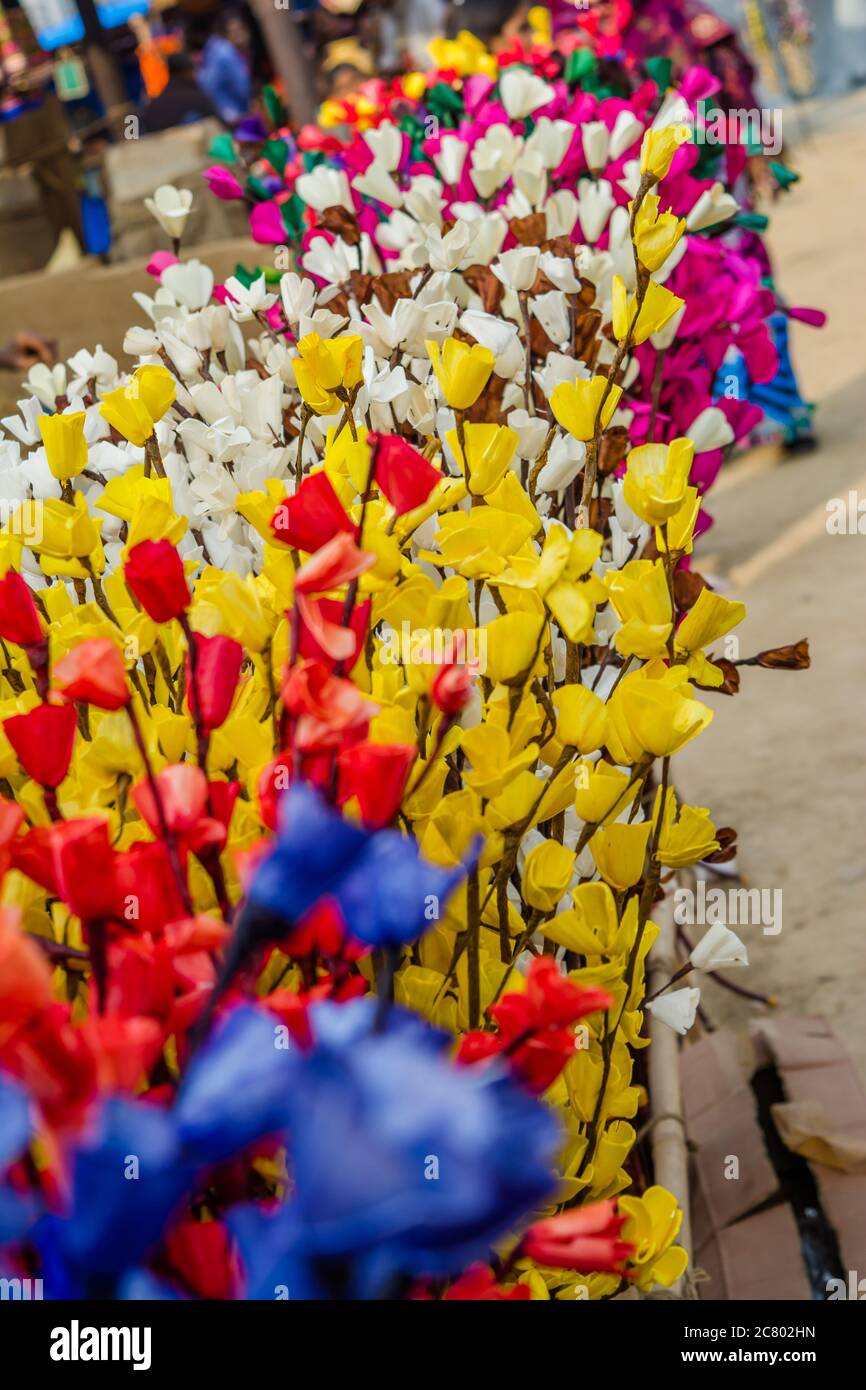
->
199, 22, 822, 456
0, 39, 811, 1302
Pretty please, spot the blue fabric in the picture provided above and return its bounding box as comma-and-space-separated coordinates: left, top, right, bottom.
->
198, 37, 251, 124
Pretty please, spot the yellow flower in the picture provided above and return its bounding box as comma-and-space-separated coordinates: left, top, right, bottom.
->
550, 376, 622, 441
552, 684, 607, 753
574, 760, 637, 825
296, 333, 363, 393
632, 195, 686, 272
461, 724, 539, 799
612, 275, 685, 347
675, 587, 745, 653
427, 337, 495, 410
100, 384, 155, 447
544, 880, 619, 955
132, 364, 176, 423
623, 438, 694, 525
446, 422, 518, 495
38, 412, 88, 482
523, 840, 576, 912
654, 788, 718, 868
19, 492, 100, 562
606, 559, 673, 660
483, 611, 546, 686
639, 125, 692, 181
619, 1185, 688, 1290
657, 485, 700, 556
606, 663, 713, 762
193, 569, 274, 653
590, 820, 653, 891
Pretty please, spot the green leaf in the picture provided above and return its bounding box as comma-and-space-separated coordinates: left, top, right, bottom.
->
208, 133, 237, 164
262, 84, 286, 131
262, 138, 289, 179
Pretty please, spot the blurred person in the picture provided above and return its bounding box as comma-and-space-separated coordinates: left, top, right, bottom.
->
197, 9, 252, 123
138, 49, 220, 132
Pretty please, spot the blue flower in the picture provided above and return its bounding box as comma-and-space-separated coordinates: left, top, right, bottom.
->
0, 1074, 29, 1173
333, 831, 478, 948
248, 782, 371, 925
176, 1005, 298, 1163
231, 999, 559, 1297
248, 783, 477, 948
35, 1098, 196, 1295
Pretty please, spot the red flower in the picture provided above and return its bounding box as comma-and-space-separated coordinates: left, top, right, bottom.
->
458, 958, 613, 1094
53, 637, 129, 710
282, 659, 376, 752
125, 539, 190, 623
431, 661, 475, 715
112, 840, 189, 935
0, 909, 55, 1032
522, 1201, 634, 1274
370, 433, 442, 515
337, 741, 415, 828
163, 1219, 238, 1301
294, 531, 375, 594
297, 596, 370, 671
0, 800, 24, 879
0, 571, 42, 647
51, 817, 119, 921
132, 763, 208, 838
4, 701, 77, 788
186, 633, 244, 732
271, 471, 355, 552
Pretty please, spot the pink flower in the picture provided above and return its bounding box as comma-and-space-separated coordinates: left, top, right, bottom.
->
203, 166, 244, 201
250, 201, 287, 245
146, 250, 179, 280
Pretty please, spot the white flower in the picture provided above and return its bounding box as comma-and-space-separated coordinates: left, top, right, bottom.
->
525, 117, 575, 170
161, 259, 214, 311
433, 135, 469, 187
539, 251, 581, 293
507, 409, 550, 460
543, 190, 578, 241
25, 362, 66, 409
223, 275, 276, 322
301, 234, 355, 285
531, 290, 570, 349
144, 184, 193, 240
646, 987, 701, 1035
123, 326, 160, 357
363, 120, 404, 171
352, 160, 403, 208
686, 406, 734, 453
618, 160, 642, 200
513, 150, 547, 208
424, 222, 477, 273
295, 166, 352, 212
470, 125, 522, 198
158, 328, 200, 380
609, 110, 644, 161
577, 178, 615, 245
493, 246, 540, 293
67, 346, 117, 386
460, 310, 522, 375
690, 923, 749, 971
536, 433, 586, 492
2, 397, 44, 446
582, 121, 610, 170
402, 175, 443, 226
499, 67, 555, 120
687, 181, 739, 232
